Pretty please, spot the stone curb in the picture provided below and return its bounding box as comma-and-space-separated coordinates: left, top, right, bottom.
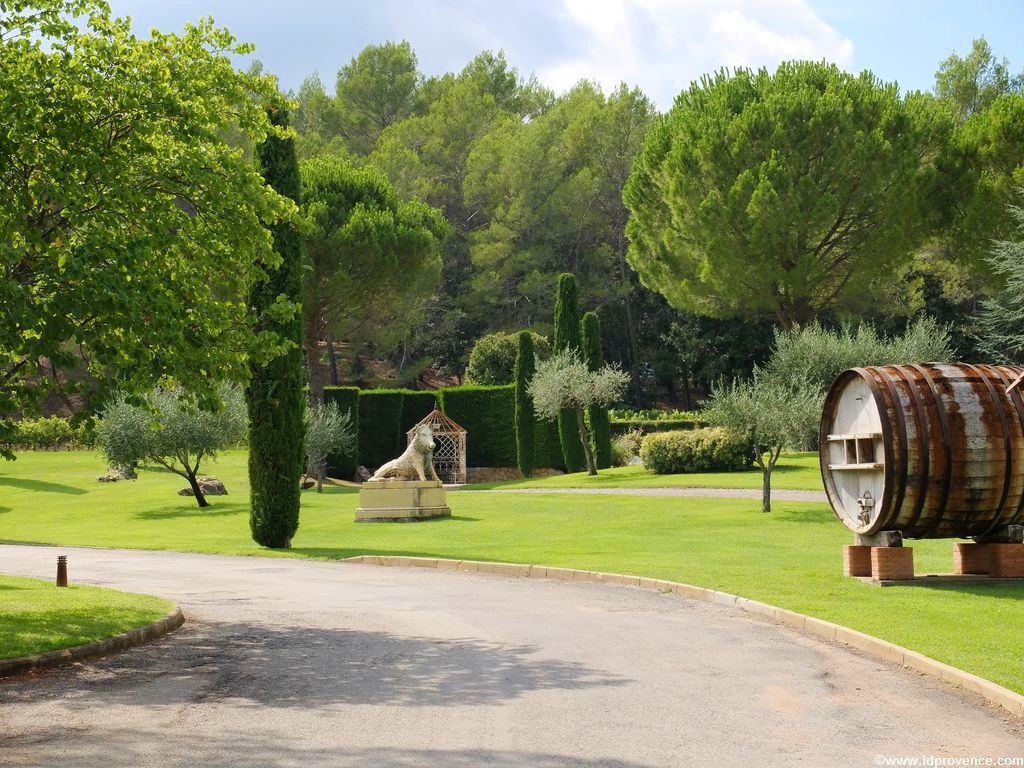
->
0, 607, 185, 679
344, 555, 1024, 721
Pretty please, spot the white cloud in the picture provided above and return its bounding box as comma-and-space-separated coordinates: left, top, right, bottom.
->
538, 0, 855, 108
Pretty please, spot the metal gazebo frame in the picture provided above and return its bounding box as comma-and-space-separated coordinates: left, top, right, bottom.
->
407, 404, 467, 485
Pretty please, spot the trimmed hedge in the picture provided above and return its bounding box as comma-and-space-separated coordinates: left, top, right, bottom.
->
533, 418, 565, 470
439, 385, 516, 467
400, 391, 438, 434
357, 389, 407, 468
640, 427, 753, 474
324, 386, 360, 477
322, 384, 566, 475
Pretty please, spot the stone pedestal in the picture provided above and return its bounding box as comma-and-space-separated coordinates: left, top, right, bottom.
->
990, 543, 1024, 577
871, 546, 914, 581
953, 542, 1024, 577
953, 542, 992, 575
355, 480, 451, 523
843, 545, 872, 577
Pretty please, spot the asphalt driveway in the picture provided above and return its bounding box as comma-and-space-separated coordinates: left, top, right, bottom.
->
0, 545, 1020, 767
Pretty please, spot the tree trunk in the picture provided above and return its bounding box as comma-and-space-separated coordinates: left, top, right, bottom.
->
576, 407, 597, 476
316, 466, 324, 493
186, 472, 209, 508
326, 334, 339, 386
759, 446, 782, 513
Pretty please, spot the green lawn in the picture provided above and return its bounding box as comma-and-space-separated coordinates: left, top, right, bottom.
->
0, 575, 173, 660
1, 450, 1021, 694
464, 451, 824, 490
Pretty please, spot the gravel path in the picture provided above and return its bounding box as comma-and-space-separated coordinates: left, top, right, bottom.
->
460, 486, 828, 503
1, 544, 1020, 767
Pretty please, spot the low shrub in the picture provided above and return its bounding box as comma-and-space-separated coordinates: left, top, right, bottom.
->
13, 417, 76, 449
610, 419, 703, 437
611, 428, 644, 467
608, 408, 702, 423
640, 427, 753, 474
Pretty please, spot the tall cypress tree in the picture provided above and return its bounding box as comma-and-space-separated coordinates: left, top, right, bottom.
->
553, 273, 585, 472
248, 105, 305, 549
514, 330, 536, 477
581, 312, 613, 469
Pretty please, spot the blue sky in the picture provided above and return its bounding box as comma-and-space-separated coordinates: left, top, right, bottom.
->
104, 1, 1023, 109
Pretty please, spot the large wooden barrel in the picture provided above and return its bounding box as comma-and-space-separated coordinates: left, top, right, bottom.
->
819, 363, 1024, 539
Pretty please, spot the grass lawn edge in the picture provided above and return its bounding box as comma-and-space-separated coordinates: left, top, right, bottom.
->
0, 603, 184, 678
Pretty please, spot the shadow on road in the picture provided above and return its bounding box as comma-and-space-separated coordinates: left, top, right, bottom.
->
0, 728, 658, 768
0, 617, 630, 710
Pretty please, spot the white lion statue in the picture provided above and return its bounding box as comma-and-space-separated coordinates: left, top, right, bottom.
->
368, 424, 440, 482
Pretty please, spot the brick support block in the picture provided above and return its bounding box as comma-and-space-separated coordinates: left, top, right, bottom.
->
989, 543, 1024, 578
953, 542, 991, 575
871, 546, 914, 581
843, 545, 872, 577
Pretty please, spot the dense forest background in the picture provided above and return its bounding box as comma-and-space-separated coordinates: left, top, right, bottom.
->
280, 37, 1022, 407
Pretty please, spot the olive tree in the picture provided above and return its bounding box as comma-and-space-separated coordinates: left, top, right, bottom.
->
304, 401, 355, 493
96, 386, 246, 508
704, 374, 822, 513
761, 318, 954, 393
529, 350, 629, 475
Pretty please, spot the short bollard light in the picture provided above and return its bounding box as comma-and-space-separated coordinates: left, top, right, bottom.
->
56, 555, 68, 587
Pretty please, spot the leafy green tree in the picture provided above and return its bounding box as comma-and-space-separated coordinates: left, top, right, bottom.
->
304, 400, 355, 493
553, 273, 585, 472
291, 72, 347, 159
529, 350, 629, 476
581, 312, 612, 469
935, 37, 1023, 122
661, 312, 775, 406
977, 202, 1024, 363
0, 1, 292, 458
336, 41, 420, 155
96, 386, 246, 508
368, 52, 551, 375
624, 61, 943, 329
299, 155, 446, 399
953, 94, 1024, 252
248, 106, 306, 550
464, 82, 655, 400
465, 331, 550, 385
514, 331, 536, 477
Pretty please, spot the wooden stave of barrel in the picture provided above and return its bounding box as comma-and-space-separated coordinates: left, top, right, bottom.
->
819, 363, 1024, 539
